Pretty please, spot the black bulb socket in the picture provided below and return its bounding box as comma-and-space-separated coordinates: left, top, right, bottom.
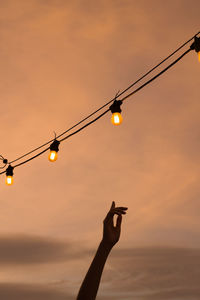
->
6, 165, 14, 176
109, 100, 122, 114
50, 140, 60, 152
190, 36, 200, 52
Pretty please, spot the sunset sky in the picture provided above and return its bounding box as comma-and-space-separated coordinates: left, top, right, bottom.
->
0, 0, 200, 299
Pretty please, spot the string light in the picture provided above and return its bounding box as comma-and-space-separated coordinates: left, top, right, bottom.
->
109, 100, 123, 125
48, 140, 60, 162
6, 165, 14, 185
3, 31, 199, 169
0, 31, 199, 185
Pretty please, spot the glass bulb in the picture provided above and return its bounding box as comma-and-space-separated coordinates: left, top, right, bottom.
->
48, 150, 58, 162
198, 51, 200, 63
6, 176, 13, 185
111, 112, 123, 125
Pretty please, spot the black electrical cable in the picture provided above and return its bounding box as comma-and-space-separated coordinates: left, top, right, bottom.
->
116, 31, 199, 100
0, 45, 193, 176
0, 155, 8, 169
121, 48, 192, 102
6, 31, 200, 167
59, 108, 110, 143
15, 109, 110, 169
14, 148, 50, 169
0, 109, 110, 174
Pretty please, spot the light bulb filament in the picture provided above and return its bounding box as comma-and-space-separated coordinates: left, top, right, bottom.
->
114, 114, 120, 124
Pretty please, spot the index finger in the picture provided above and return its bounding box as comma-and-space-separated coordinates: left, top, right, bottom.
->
115, 207, 128, 210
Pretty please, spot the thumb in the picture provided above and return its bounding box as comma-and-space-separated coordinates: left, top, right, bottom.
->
116, 214, 122, 228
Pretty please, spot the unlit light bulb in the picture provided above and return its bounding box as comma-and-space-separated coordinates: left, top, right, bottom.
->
111, 112, 123, 126
48, 150, 58, 162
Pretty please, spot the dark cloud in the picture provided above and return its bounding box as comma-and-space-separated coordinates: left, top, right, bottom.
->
0, 1, 199, 299
97, 247, 200, 299
143, 287, 200, 300
1, 238, 199, 299
0, 234, 88, 265
0, 283, 73, 300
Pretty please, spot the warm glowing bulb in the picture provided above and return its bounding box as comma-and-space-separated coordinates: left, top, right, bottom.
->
198, 51, 200, 63
48, 150, 58, 162
111, 112, 123, 125
6, 176, 13, 185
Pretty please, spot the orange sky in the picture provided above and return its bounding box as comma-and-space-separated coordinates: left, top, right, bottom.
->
0, 0, 200, 299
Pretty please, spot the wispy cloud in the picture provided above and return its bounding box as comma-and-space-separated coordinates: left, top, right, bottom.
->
97, 246, 200, 299
0, 282, 73, 300
0, 234, 88, 266
0, 0, 200, 299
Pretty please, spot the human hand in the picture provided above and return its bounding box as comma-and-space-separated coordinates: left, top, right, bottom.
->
102, 201, 128, 249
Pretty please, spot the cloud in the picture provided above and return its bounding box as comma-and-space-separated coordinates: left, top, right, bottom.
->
0, 234, 88, 266
142, 287, 200, 300
0, 282, 73, 300
0, 237, 199, 299
0, 1, 200, 299
97, 246, 200, 299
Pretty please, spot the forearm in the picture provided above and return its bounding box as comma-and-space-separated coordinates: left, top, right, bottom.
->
76, 241, 112, 300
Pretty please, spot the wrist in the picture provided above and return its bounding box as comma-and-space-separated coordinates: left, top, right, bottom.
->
100, 240, 114, 252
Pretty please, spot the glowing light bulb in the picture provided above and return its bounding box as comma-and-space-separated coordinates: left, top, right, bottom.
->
48, 150, 58, 162
5, 165, 14, 186
109, 99, 123, 126
111, 112, 123, 125
198, 51, 200, 63
48, 139, 60, 162
6, 176, 13, 185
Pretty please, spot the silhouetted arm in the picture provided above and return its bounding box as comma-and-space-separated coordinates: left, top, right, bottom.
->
76, 201, 128, 300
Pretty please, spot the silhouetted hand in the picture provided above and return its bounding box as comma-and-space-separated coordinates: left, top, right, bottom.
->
77, 201, 128, 300
102, 201, 128, 249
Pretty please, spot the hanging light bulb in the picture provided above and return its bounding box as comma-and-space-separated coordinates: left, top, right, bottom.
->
190, 36, 200, 62
109, 100, 123, 125
6, 165, 14, 185
48, 139, 60, 162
